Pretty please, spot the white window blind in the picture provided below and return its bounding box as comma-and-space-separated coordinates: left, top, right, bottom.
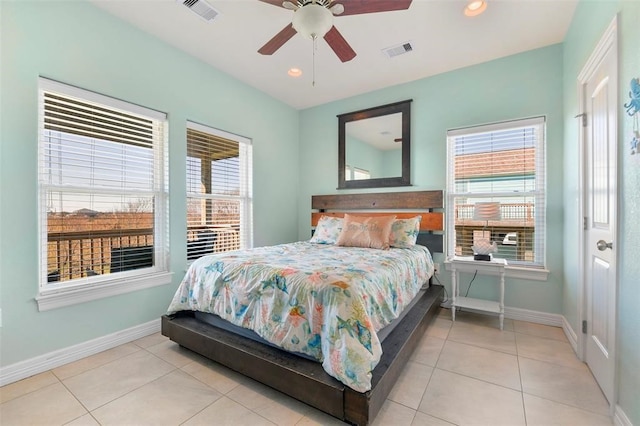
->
38, 78, 168, 290
186, 121, 252, 260
446, 117, 546, 267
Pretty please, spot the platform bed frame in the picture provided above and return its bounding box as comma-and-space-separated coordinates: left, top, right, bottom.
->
161, 190, 445, 425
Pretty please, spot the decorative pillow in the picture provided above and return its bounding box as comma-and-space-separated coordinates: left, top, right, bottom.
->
310, 215, 344, 244
389, 216, 422, 248
336, 214, 396, 250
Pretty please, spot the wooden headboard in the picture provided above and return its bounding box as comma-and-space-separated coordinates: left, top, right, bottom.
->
311, 190, 444, 253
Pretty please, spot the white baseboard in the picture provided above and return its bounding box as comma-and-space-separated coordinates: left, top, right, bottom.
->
614, 404, 633, 426
562, 315, 579, 354
0, 319, 160, 387
503, 306, 564, 327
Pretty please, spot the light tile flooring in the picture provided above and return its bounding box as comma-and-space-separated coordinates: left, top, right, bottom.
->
0, 308, 613, 426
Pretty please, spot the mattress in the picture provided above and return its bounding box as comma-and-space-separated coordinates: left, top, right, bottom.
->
193, 285, 425, 360
167, 241, 434, 391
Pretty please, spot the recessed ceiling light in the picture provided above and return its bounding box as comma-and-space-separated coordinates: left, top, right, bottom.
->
464, 0, 487, 17
288, 68, 303, 77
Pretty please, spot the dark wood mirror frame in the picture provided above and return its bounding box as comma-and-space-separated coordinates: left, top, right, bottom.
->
337, 99, 412, 189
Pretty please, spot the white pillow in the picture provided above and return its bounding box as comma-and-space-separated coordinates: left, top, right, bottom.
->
310, 216, 343, 244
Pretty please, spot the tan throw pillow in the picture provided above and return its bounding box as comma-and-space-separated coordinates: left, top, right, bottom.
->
336, 214, 396, 250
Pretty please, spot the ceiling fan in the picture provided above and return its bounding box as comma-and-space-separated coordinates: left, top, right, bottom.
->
258, 0, 413, 63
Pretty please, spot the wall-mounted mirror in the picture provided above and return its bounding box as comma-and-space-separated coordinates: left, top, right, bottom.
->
338, 99, 412, 189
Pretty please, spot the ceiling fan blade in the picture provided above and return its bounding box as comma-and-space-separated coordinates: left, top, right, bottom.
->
324, 26, 356, 63
334, 0, 412, 16
258, 23, 297, 55
257, 0, 290, 8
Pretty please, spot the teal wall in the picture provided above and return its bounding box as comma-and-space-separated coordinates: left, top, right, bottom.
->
381, 149, 402, 178
2, 0, 637, 419
345, 136, 401, 179
562, 1, 640, 423
345, 136, 384, 177
298, 45, 565, 314
0, 1, 299, 366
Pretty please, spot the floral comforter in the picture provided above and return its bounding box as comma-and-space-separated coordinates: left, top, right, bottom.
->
167, 241, 434, 392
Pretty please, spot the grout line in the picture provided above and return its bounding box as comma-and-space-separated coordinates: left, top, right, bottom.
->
445, 336, 518, 357
178, 394, 224, 426
57, 377, 94, 421
63, 350, 178, 414
516, 352, 589, 372
0, 372, 61, 405
50, 343, 144, 382
516, 346, 528, 425
520, 391, 614, 420
433, 365, 523, 394
170, 341, 249, 396
412, 356, 436, 414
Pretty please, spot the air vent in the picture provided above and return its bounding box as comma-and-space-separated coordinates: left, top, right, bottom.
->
178, 0, 220, 22
382, 42, 414, 58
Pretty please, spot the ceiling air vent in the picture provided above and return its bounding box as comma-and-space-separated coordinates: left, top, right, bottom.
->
382, 42, 414, 58
178, 0, 220, 22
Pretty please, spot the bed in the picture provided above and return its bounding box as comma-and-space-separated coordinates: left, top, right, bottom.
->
161, 190, 444, 425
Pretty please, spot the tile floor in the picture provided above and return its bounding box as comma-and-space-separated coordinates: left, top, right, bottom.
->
0, 308, 613, 426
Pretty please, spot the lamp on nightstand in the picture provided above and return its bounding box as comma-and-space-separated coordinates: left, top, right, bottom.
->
472, 202, 501, 261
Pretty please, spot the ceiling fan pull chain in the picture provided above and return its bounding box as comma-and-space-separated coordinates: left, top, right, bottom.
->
312, 36, 317, 87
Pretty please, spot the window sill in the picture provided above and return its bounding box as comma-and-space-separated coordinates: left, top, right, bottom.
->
504, 265, 549, 281
36, 271, 174, 311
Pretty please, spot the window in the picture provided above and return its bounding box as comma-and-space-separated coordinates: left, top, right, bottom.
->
345, 165, 371, 180
186, 121, 252, 260
446, 117, 546, 271
37, 78, 170, 310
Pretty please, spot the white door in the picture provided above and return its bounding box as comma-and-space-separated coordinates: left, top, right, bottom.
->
582, 21, 617, 405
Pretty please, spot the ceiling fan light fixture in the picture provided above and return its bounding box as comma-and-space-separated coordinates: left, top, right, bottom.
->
292, 3, 333, 39
329, 3, 344, 15
282, 1, 298, 11
464, 0, 487, 17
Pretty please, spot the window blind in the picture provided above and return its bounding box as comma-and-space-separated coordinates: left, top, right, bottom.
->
186, 122, 252, 260
446, 117, 546, 267
38, 78, 168, 287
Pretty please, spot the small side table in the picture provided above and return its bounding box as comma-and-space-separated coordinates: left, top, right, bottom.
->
445, 256, 507, 330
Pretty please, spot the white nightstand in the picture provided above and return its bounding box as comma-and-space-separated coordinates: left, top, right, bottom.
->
445, 256, 507, 330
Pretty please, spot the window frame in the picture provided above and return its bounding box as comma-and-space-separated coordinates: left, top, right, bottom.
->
345, 165, 371, 181
186, 120, 253, 262
36, 78, 172, 311
445, 116, 549, 281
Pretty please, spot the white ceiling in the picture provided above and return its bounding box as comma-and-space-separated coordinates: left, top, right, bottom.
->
91, 0, 577, 110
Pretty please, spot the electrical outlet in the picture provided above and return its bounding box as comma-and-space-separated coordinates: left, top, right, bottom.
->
434, 263, 441, 275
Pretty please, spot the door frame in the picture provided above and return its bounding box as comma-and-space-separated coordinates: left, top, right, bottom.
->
576, 15, 618, 410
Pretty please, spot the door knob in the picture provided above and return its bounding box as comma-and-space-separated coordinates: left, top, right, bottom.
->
596, 240, 613, 251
